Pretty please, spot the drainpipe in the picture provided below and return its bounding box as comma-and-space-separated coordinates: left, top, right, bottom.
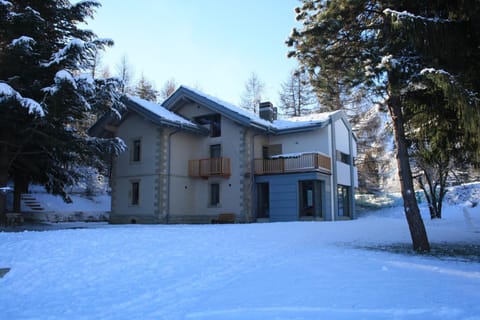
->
330, 117, 337, 222
166, 128, 181, 224
250, 131, 265, 222
348, 124, 356, 219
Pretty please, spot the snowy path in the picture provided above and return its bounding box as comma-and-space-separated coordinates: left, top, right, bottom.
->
0, 204, 479, 320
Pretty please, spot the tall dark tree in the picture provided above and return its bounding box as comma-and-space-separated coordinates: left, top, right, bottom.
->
287, 0, 479, 251
403, 72, 479, 219
0, 0, 125, 223
279, 68, 318, 117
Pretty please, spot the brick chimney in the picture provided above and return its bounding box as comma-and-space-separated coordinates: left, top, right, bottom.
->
259, 101, 277, 122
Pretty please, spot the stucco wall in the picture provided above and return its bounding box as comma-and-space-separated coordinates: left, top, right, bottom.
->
269, 128, 330, 155
111, 113, 161, 223
167, 102, 249, 223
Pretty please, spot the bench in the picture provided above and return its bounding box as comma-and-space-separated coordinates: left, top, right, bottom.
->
6, 213, 24, 226
211, 213, 235, 224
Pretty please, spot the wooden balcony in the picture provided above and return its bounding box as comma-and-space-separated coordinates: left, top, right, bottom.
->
254, 152, 331, 175
189, 157, 231, 178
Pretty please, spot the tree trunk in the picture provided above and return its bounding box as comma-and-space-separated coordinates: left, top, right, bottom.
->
387, 92, 430, 252
0, 145, 9, 226
13, 174, 29, 213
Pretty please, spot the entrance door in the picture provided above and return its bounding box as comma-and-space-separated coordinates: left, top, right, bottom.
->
256, 183, 270, 219
299, 180, 323, 218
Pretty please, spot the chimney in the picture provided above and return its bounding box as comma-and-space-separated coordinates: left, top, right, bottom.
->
259, 101, 277, 122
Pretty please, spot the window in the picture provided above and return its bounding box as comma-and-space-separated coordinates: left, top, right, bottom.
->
131, 181, 140, 205
337, 185, 351, 217
132, 139, 141, 162
194, 114, 221, 137
336, 150, 351, 165
210, 144, 221, 158
263, 144, 282, 158
210, 183, 220, 206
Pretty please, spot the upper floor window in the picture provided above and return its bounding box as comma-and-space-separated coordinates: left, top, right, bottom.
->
336, 150, 351, 165
132, 139, 141, 162
195, 114, 221, 137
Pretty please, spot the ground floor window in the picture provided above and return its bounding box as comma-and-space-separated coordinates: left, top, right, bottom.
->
131, 181, 140, 205
299, 180, 323, 218
337, 185, 351, 217
210, 183, 220, 206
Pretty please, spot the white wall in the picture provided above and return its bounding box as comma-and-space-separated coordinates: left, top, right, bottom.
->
268, 127, 330, 155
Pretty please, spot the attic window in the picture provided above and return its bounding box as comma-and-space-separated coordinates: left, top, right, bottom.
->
194, 114, 221, 137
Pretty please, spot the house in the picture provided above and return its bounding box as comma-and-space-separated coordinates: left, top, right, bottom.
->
90, 86, 358, 224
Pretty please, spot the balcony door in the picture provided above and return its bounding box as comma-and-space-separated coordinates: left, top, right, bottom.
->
210, 144, 221, 174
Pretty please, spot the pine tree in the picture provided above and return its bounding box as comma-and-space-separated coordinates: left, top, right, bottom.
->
239, 72, 265, 113
288, 0, 480, 251
279, 69, 318, 117
0, 0, 125, 222
135, 73, 158, 102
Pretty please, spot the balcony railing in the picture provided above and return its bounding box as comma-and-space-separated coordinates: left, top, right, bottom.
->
254, 152, 331, 175
189, 157, 231, 178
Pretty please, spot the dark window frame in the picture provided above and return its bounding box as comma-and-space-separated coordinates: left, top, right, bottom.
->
131, 181, 140, 205
209, 183, 220, 207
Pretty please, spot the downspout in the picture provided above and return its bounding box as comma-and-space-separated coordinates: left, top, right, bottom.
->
166, 128, 181, 224
348, 125, 356, 219
250, 130, 265, 222
330, 117, 337, 222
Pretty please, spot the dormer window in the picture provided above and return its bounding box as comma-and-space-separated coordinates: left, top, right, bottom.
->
194, 114, 221, 137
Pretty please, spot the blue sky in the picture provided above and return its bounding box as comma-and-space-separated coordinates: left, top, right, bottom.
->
86, 0, 300, 105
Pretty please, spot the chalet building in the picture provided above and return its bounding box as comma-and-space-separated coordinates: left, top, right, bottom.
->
90, 86, 358, 224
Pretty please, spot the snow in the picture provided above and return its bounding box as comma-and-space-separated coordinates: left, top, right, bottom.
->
0, 184, 479, 319
9, 36, 36, 50
127, 95, 197, 127
180, 85, 339, 131
383, 8, 452, 24
0, 83, 45, 116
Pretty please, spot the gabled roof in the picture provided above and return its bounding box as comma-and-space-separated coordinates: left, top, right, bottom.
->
163, 85, 343, 134
122, 95, 207, 134
89, 95, 208, 138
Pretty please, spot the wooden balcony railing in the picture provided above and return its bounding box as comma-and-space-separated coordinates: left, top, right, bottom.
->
189, 157, 231, 178
254, 152, 331, 175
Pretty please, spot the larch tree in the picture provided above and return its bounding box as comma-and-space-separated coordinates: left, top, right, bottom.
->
279, 68, 318, 117
239, 72, 265, 113
135, 73, 158, 102
0, 0, 126, 223
160, 78, 178, 101
287, 0, 479, 251
115, 54, 134, 95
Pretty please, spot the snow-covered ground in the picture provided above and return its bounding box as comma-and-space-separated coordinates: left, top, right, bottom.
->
0, 185, 479, 320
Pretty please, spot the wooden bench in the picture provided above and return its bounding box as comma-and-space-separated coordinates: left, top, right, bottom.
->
211, 213, 235, 224
6, 213, 24, 226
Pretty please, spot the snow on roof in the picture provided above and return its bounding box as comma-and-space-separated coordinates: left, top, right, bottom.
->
126, 95, 197, 127
179, 85, 273, 127
178, 85, 338, 132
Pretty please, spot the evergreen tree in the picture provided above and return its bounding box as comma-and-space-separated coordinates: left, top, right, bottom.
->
0, 0, 125, 222
287, 0, 480, 251
403, 73, 479, 219
135, 73, 158, 102
239, 72, 265, 113
279, 69, 318, 117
